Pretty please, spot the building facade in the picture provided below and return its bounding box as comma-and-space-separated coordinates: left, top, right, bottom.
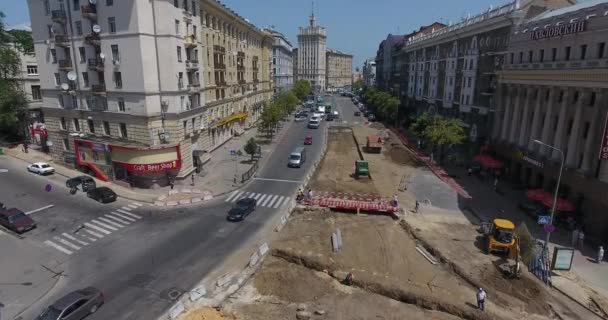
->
297, 13, 327, 92
264, 29, 293, 95
201, 0, 273, 152
326, 49, 353, 92
292, 48, 298, 81
375, 34, 403, 91
493, 0, 608, 241
362, 58, 376, 87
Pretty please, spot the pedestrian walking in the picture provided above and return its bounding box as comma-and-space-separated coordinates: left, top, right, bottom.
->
190, 174, 195, 186
493, 177, 498, 191
598, 246, 605, 264
414, 200, 420, 213
476, 288, 487, 311
578, 230, 585, 249
571, 229, 580, 247
467, 167, 472, 176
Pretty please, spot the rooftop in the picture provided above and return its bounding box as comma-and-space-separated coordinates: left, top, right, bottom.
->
528, 0, 608, 22
327, 48, 353, 57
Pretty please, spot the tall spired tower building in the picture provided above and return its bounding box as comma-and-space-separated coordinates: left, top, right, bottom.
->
297, 9, 327, 92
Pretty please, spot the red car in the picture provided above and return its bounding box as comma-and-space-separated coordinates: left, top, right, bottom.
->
0, 207, 37, 234
304, 136, 312, 145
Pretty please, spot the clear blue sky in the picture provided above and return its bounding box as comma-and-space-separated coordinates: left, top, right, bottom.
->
3, 0, 507, 69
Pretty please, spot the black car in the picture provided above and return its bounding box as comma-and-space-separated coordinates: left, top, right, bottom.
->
227, 198, 257, 221
87, 187, 117, 203
326, 114, 335, 121
354, 111, 361, 116
66, 176, 96, 192
35, 287, 104, 320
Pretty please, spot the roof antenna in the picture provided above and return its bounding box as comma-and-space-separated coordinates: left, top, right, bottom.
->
309, 1, 316, 27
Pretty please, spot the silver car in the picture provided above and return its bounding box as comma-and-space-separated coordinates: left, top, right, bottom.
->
35, 287, 104, 320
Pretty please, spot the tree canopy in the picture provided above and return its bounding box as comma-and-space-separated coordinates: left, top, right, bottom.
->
352, 79, 364, 92
292, 80, 311, 101
243, 137, 258, 160
361, 87, 400, 123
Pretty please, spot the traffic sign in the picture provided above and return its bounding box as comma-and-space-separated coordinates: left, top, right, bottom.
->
544, 223, 556, 233
230, 150, 237, 156
537, 215, 551, 225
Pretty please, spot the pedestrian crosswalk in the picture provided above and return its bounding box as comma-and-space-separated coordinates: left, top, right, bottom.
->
225, 190, 293, 209
44, 202, 144, 255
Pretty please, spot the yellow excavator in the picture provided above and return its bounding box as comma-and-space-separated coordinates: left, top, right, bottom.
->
483, 218, 521, 278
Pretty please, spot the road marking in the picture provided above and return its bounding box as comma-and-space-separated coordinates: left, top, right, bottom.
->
109, 211, 136, 222
78, 233, 97, 242
127, 204, 138, 209
132, 202, 143, 206
0, 169, 8, 173
253, 178, 302, 183
266, 195, 279, 207
248, 193, 258, 200
259, 194, 273, 207
54, 236, 81, 250
83, 228, 104, 238
116, 209, 142, 219
84, 223, 111, 235
225, 190, 241, 202
257, 194, 267, 203
121, 206, 132, 211
235, 192, 250, 202
273, 196, 286, 208
253, 193, 263, 200
90, 220, 118, 231
104, 213, 130, 225
62, 233, 88, 246
44, 240, 72, 255
97, 217, 125, 228
25, 204, 54, 215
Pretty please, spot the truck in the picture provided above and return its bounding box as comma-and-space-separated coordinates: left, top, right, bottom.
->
317, 106, 326, 114
324, 103, 332, 114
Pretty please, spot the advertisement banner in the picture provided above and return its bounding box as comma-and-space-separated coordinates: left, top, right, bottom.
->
600, 112, 608, 160
116, 160, 181, 173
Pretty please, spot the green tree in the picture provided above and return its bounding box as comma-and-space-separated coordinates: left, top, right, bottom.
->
260, 101, 281, 139
410, 112, 436, 138
352, 79, 364, 92
243, 137, 258, 161
274, 90, 298, 116
0, 11, 28, 140
7, 29, 33, 53
292, 80, 311, 101
424, 117, 466, 163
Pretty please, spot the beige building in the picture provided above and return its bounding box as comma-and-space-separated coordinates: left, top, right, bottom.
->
297, 13, 327, 92
201, 0, 273, 150
325, 49, 353, 92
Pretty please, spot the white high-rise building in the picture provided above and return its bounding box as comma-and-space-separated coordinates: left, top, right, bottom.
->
296, 12, 326, 92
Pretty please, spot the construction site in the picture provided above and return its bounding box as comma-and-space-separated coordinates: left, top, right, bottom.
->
178, 122, 598, 320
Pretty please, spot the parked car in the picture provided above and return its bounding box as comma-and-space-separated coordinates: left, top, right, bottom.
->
294, 115, 307, 122
354, 111, 361, 116
27, 162, 55, 175
367, 113, 376, 121
227, 198, 257, 221
304, 136, 313, 145
86, 187, 117, 203
0, 207, 36, 234
66, 176, 96, 193
35, 287, 104, 320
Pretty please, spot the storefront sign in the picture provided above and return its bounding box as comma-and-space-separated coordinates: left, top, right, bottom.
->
530, 21, 585, 41
91, 143, 107, 152
600, 112, 608, 160
120, 160, 181, 173
523, 155, 544, 168
551, 247, 574, 271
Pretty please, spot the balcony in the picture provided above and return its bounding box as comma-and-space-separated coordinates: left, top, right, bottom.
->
185, 60, 199, 69
91, 84, 106, 96
58, 59, 73, 70
51, 10, 66, 24
183, 10, 193, 22
237, 65, 245, 71
87, 58, 104, 71
238, 79, 246, 84
184, 35, 197, 48
214, 62, 226, 70
187, 82, 201, 93
84, 33, 101, 46
215, 80, 227, 87
81, 4, 97, 20
54, 35, 70, 47
213, 45, 226, 53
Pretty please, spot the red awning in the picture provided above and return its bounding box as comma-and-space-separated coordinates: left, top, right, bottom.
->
473, 154, 504, 169
542, 197, 575, 212
526, 189, 551, 202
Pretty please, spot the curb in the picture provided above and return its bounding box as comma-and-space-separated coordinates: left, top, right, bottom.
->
551, 282, 608, 319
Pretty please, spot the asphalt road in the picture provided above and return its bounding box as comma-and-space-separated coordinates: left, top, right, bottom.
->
1, 101, 336, 320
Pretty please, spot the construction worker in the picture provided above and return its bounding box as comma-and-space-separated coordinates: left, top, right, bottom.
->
297, 187, 304, 201
344, 272, 353, 286
414, 200, 420, 213
598, 246, 605, 264
307, 189, 313, 201
476, 288, 487, 311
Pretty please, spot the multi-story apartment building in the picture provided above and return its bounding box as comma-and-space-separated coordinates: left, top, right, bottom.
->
27, 0, 205, 188
493, 0, 608, 241
297, 13, 327, 92
201, 0, 273, 150
362, 58, 376, 87
264, 29, 293, 95
326, 49, 353, 92
375, 34, 403, 91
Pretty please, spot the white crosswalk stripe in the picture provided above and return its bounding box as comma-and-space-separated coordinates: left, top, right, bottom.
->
90, 219, 118, 231
104, 213, 130, 225
273, 196, 285, 208
257, 194, 267, 204
44, 240, 73, 255
248, 193, 258, 200
62, 233, 89, 246
109, 211, 136, 222
237, 192, 251, 201
267, 195, 279, 207
225, 190, 241, 202
132, 202, 143, 206
84, 228, 104, 238
253, 193, 263, 200
54, 236, 81, 250
78, 233, 97, 242
84, 222, 112, 235
260, 194, 273, 206
121, 206, 133, 211
97, 217, 125, 228
127, 204, 138, 209
116, 209, 142, 219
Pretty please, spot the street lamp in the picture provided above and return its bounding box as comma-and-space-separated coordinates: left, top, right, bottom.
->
533, 139, 565, 249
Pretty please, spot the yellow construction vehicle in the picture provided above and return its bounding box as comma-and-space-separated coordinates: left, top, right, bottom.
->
482, 218, 521, 278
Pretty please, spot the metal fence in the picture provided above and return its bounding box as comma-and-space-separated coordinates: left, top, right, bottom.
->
241, 161, 259, 183
528, 246, 552, 285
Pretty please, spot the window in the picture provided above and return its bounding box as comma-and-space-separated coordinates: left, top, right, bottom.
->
192, 1, 196, 15
178, 72, 184, 88
118, 98, 125, 111
75, 21, 82, 35
177, 46, 182, 62
60, 117, 67, 130
467, 77, 472, 88
54, 73, 60, 86
62, 138, 70, 150
58, 95, 64, 107
589, 92, 596, 106
528, 50, 533, 63
113, 72, 122, 88
51, 49, 57, 63
119, 123, 127, 138
73, 119, 80, 131
510, 52, 514, 64
580, 44, 587, 60
47, 25, 53, 38
565, 46, 571, 61
539, 49, 544, 62
551, 48, 557, 61
558, 90, 564, 102
87, 119, 95, 133
193, 25, 196, 36
73, 0, 79, 10
519, 52, 523, 63
71, 96, 78, 109
82, 72, 89, 87
174, 0, 179, 7
103, 121, 110, 135
583, 122, 590, 139
175, 20, 180, 35
598, 42, 606, 59
183, 120, 188, 133
78, 47, 86, 62
27, 65, 38, 75
180, 96, 185, 110
106, 0, 114, 6
108, 17, 116, 34
111, 45, 120, 62
44, 0, 50, 15
31, 85, 41, 100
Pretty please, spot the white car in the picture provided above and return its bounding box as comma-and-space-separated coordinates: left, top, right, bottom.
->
27, 162, 55, 175
294, 115, 307, 122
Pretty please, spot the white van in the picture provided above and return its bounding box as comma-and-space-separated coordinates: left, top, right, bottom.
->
308, 117, 321, 129
288, 147, 306, 168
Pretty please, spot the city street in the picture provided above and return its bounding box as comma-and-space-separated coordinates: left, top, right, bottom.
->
0, 108, 333, 320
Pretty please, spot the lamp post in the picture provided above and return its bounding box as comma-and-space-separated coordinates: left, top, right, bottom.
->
533, 139, 565, 249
